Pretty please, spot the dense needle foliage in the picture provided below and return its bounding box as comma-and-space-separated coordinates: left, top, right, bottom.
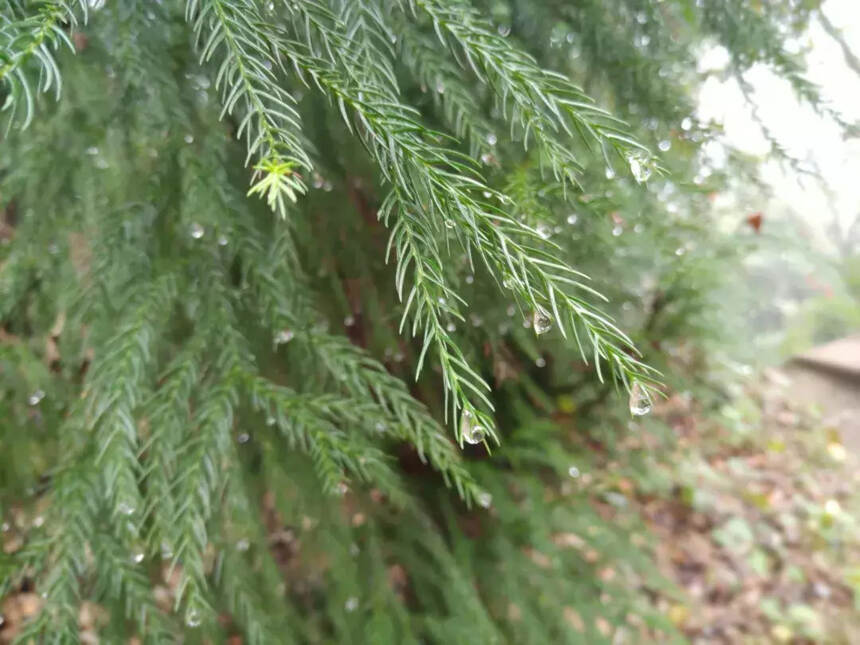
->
0, 0, 854, 642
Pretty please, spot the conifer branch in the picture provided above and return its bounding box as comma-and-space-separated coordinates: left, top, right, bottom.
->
269, 3, 660, 429
238, 226, 486, 503
0, 0, 84, 129
398, 0, 651, 184
186, 0, 312, 217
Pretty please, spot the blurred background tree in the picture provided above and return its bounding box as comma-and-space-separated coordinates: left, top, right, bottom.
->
0, 0, 857, 643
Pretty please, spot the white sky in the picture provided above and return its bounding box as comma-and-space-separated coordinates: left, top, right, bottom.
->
696, 0, 860, 251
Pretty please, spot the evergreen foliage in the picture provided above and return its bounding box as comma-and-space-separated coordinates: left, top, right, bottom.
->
0, 0, 855, 642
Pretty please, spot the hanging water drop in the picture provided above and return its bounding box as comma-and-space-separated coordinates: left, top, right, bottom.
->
627, 153, 652, 183
274, 329, 294, 345
460, 410, 486, 445
566, 214, 578, 225
217, 234, 228, 246
86, 146, 99, 156
445, 322, 456, 332
535, 356, 546, 368
117, 500, 135, 516
183, 134, 194, 144
335, 482, 349, 496
374, 421, 386, 433
237, 432, 250, 444
189, 222, 204, 239
681, 117, 693, 131
480, 152, 493, 165
185, 608, 201, 628
537, 223, 551, 240
344, 314, 355, 327
658, 139, 671, 152
131, 549, 145, 564
28, 389, 45, 406
612, 225, 623, 237
265, 416, 275, 426
444, 219, 455, 229
160, 541, 173, 559
312, 173, 324, 189
477, 491, 492, 508
465, 274, 474, 284
345, 597, 359, 612
236, 538, 250, 552
486, 132, 497, 146
628, 381, 652, 416
532, 308, 553, 335
605, 167, 616, 180
506, 304, 516, 317
568, 465, 580, 478
502, 275, 516, 290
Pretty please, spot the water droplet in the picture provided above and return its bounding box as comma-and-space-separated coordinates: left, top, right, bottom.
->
1, 522, 9, 532
502, 275, 516, 290
335, 482, 349, 496
568, 465, 580, 478
681, 117, 693, 131
482, 190, 492, 199
486, 132, 497, 146
28, 389, 45, 406
265, 416, 275, 426
537, 224, 551, 240
184, 134, 194, 144
344, 315, 355, 327
612, 225, 623, 237
446, 322, 456, 332
627, 153, 652, 183
131, 549, 145, 564
189, 222, 204, 239
636, 11, 647, 23
95, 158, 109, 169
374, 421, 386, 433
658, 139, 671, 152
628, 381, 652, 416
185, 607, 201, 628
117, 501, 135, 516
236, 538, 250, 551
237, 432, 250, 444
506, 305, 516, 317
480, 152, 493, 165
535, 356, 546, 368
32, 515, 44, 528
444, 219, 455, 229
323, 181, 333, 192
86, 146, 99, 155
824, 499, 841, 515
435, 78, 445, 94
465, 274, 474, 284
460, 410, 487, 445
675, 247, 685, 256
345, 597, 359, 612
532, 308, 553, 335
605, 167, 616, 180
437, 297, 446, 305
160, 541, 173, 559
477, 492, 492, 508
217, 234, 228, 246
274, 329, 294, 345
312, 173, 324, 189
566, 214, 578, 225
393, 351, 405, 362
497, 24, 511, 37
